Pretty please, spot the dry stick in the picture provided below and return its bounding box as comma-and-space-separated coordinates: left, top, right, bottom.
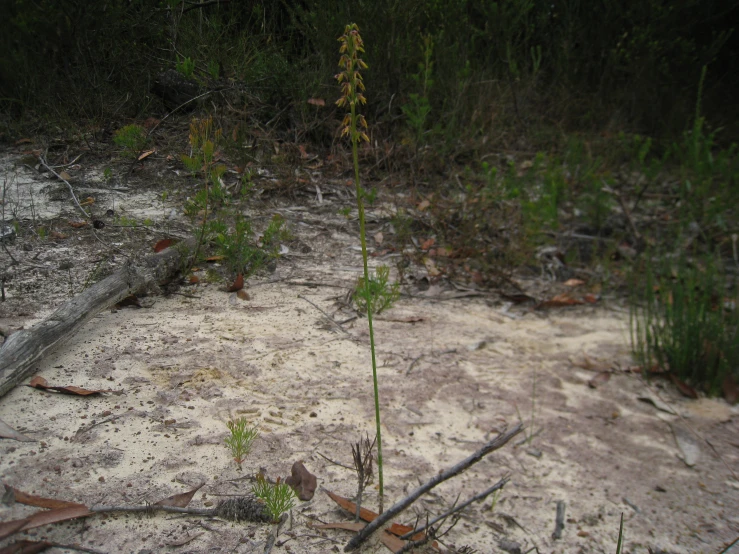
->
552, 500, 566, 540
398, 476, 509, 540
263, 512, 289, 554
37, 156, 90, 220
343, 423, 523, 551
37, 155, 113, 251
298, 294, 352, 337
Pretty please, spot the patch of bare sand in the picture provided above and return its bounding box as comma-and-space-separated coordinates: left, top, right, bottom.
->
2, 273, 738, 553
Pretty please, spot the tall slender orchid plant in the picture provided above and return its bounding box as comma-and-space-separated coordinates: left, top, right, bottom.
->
336, 23, 385, 511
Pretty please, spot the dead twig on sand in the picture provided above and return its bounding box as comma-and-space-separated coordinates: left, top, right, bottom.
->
343, 423, 523, 551
38, 156, 90, 220
298, 294, 352, 337
398, 477, 509, 540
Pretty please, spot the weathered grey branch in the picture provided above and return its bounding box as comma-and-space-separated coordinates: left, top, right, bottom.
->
398, 476, 509, 540
344, 423, 523, 551
0, 240, 196, 398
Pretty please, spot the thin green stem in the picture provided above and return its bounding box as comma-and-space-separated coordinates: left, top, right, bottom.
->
351, 96, 384, 513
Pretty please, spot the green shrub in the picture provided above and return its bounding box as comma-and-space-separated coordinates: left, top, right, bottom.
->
630, 254, 739, 394
113, 125, 147, 158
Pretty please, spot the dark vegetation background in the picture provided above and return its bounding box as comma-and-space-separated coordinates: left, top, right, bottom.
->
1, 0, 738, 143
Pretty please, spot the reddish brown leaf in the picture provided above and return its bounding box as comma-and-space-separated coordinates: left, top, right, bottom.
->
0, 505, 91, 540
236, 289, 250, 301
227, 274, 244, 292
189, 275, 200, 284
137, 149, 156, 161
324, 489, 377, 523
154, 483, 203, 508
143, 117, 160, 129
48, 232, 68, 240
153, 238, 176, 252
583, 293, 599, 304
314, 521, 365, 532
68, 221, 88, 228
537, 294, 584, 309
669, 375, 699, 399
4, 485, 83, 510
323, 490, 424, 540
205, 255, 225, 262
588, 372, 611, 389
14, 138, 32, 146
0, 519, 32, 542
284, 461, 317, 501
380, 532, 407, 553
0, 539, 53, 554
79, 197, 95, 206
420, 237, 435, 250
307, 98, 326, 107
722, 374, 739, 405
26, 376, 115, 396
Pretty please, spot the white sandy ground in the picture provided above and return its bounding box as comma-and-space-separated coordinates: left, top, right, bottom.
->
1, 149, 739, 554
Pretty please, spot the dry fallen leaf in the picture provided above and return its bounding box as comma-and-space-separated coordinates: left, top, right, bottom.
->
307, 98, 326, 107
284, 461, 318, 501
424, 257, 441, 277
153, 238, 176, 252
669, 374, 698, 399
670, 422, 701, 467
4, 485, 82, 510
420, 237, 435, 250
236, 289, 250, 301
323, 490, 425, 541
537, 294, 584, 309
137, 149, 156, 161
374, 231, 384, 245
588, 372, 611, 389
563, 278, 585, 287
68, 221, 88, 228
59, 171, 72, 181
0, 505, 92, 541
154, 483, 203, 508
227, 274, 244, 292
417, 199, 430, 211
0, 418, 34, 442
27, 376, 116, 396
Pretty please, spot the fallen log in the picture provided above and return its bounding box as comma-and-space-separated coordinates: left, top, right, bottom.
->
0, 239, 196, 398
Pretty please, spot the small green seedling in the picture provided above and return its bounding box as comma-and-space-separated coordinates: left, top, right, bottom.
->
225, 418, 258, 469
252, 475, 297, 522
354, 265, 400, 316
113, 125, 147, 158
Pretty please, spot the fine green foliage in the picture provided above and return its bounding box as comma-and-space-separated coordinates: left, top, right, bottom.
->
176, 56, 196, 78
401, 35, 434, 156
225, 418, 259, 469
113, 125, 147, 158
251, 475, 297, 522
630, 254, 739, 394
337, 23, 386, 510
354, 266, 400, 316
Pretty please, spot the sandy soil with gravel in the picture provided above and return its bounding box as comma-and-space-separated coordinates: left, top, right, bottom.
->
1, 143, 738, 554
